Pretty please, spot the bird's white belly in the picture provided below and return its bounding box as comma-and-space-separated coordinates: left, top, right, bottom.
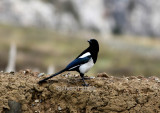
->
79, 58, 94, 74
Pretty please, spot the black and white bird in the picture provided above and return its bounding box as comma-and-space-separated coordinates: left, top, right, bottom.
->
38, 39, 99, 86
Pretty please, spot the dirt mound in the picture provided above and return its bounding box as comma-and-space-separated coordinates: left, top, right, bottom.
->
0, 70, 160, 113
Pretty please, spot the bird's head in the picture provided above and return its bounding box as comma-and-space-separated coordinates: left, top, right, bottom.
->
88, 39, 99, 52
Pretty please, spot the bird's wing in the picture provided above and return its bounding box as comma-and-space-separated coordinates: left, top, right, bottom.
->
66, 55, 91, 70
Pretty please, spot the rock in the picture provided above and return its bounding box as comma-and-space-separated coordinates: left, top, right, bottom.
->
58, 106, 62, 111
97, 72, 109, 78
5, 100, 22, 113
38, 73, 45, 77
24, 69, 32, 75
35, 99, 39, 103
74, 74, 79, 78
90, 76, 95, 79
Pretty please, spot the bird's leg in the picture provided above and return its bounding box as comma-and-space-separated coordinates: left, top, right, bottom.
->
80, 73, 89, 86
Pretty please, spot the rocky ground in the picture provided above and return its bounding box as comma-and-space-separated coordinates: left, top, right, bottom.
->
0, 70, 160, 113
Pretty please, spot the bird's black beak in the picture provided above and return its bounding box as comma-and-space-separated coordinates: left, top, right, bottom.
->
88, 40, 91, 43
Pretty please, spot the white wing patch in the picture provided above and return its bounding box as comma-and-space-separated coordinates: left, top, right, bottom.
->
79, 52, 91, 58
69, 65, 80, 70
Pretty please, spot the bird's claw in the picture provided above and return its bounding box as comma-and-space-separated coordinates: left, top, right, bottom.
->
82, 83, 89, 87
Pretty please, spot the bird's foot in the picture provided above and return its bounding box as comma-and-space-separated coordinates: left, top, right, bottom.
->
82, 83, 89, 87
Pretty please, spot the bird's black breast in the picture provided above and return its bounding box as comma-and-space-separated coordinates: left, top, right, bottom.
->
91, 52, 98, 63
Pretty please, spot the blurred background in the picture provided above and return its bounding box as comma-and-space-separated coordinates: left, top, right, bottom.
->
1, 0, 160, 77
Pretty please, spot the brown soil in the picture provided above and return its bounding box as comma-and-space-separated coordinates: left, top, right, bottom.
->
0, 70, 160, 113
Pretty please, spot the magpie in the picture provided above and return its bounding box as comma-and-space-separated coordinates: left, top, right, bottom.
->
38, 39, 99, 86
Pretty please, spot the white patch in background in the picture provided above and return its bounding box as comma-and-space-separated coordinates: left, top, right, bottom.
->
6, 43, 17, 72
47, 65, 55, 74
79, 52, 91, 58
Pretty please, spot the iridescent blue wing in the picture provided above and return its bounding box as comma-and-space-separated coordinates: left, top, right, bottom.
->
66, 55, 91, 70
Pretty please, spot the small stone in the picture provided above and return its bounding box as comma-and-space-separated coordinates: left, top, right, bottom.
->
38, 73, 45, 77
24, 69, 32, 74
32, 104, 35, 106
154, 77, 160, 83
137, 75, 144, 79
75, 74, 79, 78
40, 100, 42, 103
129, 76, 136, 80
58, 106, 62, 111
90, 76, 95, 79
5, 100, 22, 113
64, 74, 69, 77
35, 99, 39, 103
97, 72, 109, 78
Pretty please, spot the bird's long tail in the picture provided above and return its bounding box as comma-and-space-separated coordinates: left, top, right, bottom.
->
38, 69, 65, 84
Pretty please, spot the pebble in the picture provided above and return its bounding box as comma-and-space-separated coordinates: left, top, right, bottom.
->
32, 104, 35, 106
75, 74, 79, 78
24, 69, 32, 74
58, 106, 62, 111
90, 76, 95, 79
155, 77, 160, 83
35, 99, 39, 103
38, 73, 44, 77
